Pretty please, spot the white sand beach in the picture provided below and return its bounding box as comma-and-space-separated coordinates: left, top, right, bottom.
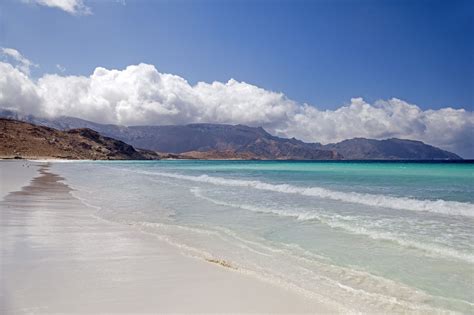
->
0, 161, 336, 313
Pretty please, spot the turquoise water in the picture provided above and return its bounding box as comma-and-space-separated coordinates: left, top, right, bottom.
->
53, 161, 474, 313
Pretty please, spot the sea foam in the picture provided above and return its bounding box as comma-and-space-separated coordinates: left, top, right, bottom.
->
191, 187, 474, 263
143, 170, 474, 217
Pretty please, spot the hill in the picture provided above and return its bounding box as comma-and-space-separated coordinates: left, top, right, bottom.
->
0, 118, 159, 160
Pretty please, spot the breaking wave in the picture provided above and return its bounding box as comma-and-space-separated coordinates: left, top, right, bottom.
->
190, 187, 474, 263
145, 171, 474, 217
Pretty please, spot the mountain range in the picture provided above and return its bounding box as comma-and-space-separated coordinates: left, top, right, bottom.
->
0, 109, 462, 160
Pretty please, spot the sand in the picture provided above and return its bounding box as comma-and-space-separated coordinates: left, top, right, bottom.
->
0, 160, 38, 199
0, 161, 337, 313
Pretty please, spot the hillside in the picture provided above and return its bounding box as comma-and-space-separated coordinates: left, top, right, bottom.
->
0, 119, 159, 160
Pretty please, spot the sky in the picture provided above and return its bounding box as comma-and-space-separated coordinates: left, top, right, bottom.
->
0, 0, 473, 157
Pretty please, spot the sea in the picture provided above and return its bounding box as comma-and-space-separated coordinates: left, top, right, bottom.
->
52, 160, 474, 313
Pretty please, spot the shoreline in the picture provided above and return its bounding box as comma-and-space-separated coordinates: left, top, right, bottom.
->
0, 161, 336, 313
2, 157, 471, 163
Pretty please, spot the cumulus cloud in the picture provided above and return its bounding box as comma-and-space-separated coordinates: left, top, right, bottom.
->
1, 48, 37, 75
22, 0, 92, 15
280, 98, 473, 157
0, 62, 43, 115
0, 58, 472, 157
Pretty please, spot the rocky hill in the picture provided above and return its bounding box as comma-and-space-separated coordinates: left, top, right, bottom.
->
0, 118, 159, 160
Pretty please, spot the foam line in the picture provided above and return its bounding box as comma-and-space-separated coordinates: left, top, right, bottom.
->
140, 170, 474, 217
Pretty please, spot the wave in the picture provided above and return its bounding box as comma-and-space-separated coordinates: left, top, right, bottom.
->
141, 170, 474, 217
119, 216, 445, 312
128, 211, 455, 313
70, 189, 103, 211
191, 187, 474, 264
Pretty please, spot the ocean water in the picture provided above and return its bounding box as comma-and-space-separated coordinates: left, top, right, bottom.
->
52, 161, 474, 313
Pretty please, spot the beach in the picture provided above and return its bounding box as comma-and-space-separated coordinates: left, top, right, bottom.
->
2, 0, 472, 312
1, 160, 473, 313
0, 161, 334, 313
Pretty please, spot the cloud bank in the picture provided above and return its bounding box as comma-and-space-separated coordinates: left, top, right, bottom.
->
22, 0, 91, 15
0, 56, 472, 157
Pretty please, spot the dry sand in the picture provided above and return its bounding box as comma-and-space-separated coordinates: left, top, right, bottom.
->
0, 161, 337, 313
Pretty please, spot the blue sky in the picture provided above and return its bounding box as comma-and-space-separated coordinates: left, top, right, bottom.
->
0, 0, 473, 156
1, 0, 472, 110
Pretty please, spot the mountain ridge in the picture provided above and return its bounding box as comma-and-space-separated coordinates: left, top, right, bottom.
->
0, 109, 462, 160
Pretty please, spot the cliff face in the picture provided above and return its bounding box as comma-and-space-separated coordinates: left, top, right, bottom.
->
0, 119, 159, 160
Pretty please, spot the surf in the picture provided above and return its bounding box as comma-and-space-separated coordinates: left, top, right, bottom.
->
138, 170, 474, 217
191, 187, 474, 264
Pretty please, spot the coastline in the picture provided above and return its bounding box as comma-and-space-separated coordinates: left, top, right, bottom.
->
0, 161, 336, 313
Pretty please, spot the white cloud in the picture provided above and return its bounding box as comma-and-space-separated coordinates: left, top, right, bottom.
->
22, 0, 92, 15
56, 64, 66, 72
0, 62, 43, 115
1, 58, 473, 157
1, 48, 37, 75
280, 98, 473, 157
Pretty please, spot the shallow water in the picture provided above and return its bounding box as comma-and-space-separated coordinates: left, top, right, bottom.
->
53, 160, 474, 313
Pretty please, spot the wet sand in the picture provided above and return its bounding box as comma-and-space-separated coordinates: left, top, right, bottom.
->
0, 162, 336, 313
0, 160, 37, 199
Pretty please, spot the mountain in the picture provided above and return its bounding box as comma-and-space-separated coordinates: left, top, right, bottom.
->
0, 110, 340, 160
116, 123, 341, 160
323, 138, 462, 160
0, 118, 159, 160
0, 109, 462, 160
